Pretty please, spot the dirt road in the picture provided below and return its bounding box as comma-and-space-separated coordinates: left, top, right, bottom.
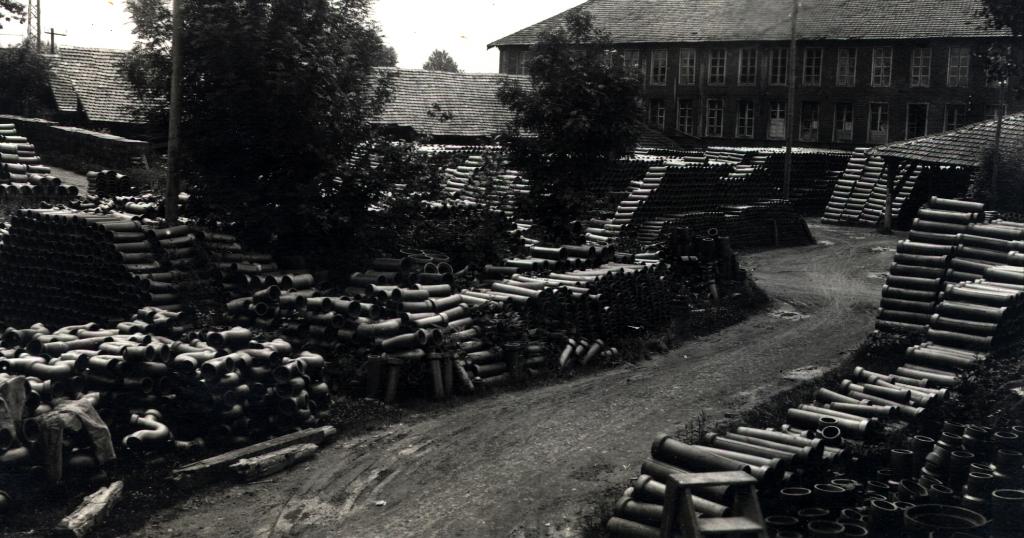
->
130, 223, 898, 538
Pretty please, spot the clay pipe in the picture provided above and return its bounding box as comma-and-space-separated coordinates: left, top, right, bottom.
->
123, 410, 172, 450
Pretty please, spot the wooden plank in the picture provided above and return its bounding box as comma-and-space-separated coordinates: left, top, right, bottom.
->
172, 426, 336, 488
54, 481, 124, 537
697, 516, 764, 534
229, 443, 319, 482
671, 470, 756, 487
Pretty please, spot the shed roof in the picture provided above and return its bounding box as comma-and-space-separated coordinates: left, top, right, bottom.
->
48, 47, 140, 124
372, 68, 529, 139
490, 0, 1010, 48
869, 113, 1024, 167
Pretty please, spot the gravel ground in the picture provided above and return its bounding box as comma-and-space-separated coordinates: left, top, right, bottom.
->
115, 221, 900, 538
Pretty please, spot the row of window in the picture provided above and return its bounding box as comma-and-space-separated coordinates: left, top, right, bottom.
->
636, 46, 979, 88
649, 98, 1007, 143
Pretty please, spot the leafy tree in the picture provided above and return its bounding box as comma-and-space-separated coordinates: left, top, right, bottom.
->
497, 8, 643, 242
423, 49, 459, 72
122, 0, 406, 274
978, 0, 1024, 93
1, 0, 24, 29
371, 44, 399, 67
0, 40, 51, 116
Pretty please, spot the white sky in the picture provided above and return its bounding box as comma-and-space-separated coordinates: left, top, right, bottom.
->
0, 0, 583, 72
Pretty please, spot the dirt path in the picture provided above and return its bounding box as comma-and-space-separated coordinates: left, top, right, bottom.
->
130, 223, 899, 538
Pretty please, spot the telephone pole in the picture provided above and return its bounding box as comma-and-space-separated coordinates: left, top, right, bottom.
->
166, 0, 184, 223
783, 0, 799, 200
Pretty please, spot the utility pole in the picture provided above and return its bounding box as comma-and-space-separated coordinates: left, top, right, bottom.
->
166, 0, 184, 223
47, 28, 65, 54
783, 0, 799, 200
992, 79, 1006, 203
25, 0, 32, 44
35, 0, 41, 51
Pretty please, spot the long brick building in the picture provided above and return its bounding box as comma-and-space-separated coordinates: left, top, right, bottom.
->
489, 0, 1022, 148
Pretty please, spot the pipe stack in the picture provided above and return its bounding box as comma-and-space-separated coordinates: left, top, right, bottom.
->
947, 221, 1024, 283
469, 260, 675, 342
0, 210, 167, 327
0, 126, 78, 201
0, 212, 227, 328
85, 170, 137, 197
0, 309, 331, 485
199, 230, 280, 297
876, 197, 986, 334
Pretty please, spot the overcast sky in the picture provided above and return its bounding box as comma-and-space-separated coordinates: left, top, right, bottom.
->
0, 0, 582, 72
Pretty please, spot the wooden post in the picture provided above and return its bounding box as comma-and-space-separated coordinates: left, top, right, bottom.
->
992, 80, 1006, 202
881, 158, 898, 234
165, 0, 184, 223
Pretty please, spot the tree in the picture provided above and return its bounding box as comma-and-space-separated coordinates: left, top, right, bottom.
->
122, 0, 403, 273
0, 40, 51, 116
371, 44, 398, 67
423, 49, 459, 72
1, 0, 24, 29
978, 0, 1024, 93
497, 8, 643, 242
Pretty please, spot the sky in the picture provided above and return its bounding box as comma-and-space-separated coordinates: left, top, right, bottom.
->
0, 0, 584, 72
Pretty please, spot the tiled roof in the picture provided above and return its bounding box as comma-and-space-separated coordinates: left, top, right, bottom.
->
869, 113, 1024, 167
489, 0, 1011, 47
372, 68, 529, 139
48, 47, 140, 124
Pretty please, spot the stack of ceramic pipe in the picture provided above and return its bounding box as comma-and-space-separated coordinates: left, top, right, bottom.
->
0, 311, 330, 480
0, 210, 169, 327
85, 170, 136, 197
876, 198, 986, 334
468, 257, 674, 342
607, 433, 787, 536
947, 220, 1024, 283
0, 126, 77, 201
200, 230, 280, 297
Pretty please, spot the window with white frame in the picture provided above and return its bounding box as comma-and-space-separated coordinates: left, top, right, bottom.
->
800, 102, 820, 142
769, 48, 788, 85
708, 49, 727, 85
944, 104, 967, 131
738, 48, 757, 85
768, 101, 786, 139
869, 102, 890, 143
650, 99, 666, 128
836, 48, 857, 87
677, 99, 695, 135
834, 103, 854, 142
871, 47, 893, 87
705, 99, 724, 137
910, 47, 931, 87
678, 48, 696, 85
736, 101, 755, 138
650, 49, 668, 85
803, 48, 823, 86
947, 47, 971, 87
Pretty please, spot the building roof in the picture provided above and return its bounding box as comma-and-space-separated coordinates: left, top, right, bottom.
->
489, 0, 1011, 48
869, 113, 1024, 167
48, 47, 140, 124
372, 68, 529, 139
